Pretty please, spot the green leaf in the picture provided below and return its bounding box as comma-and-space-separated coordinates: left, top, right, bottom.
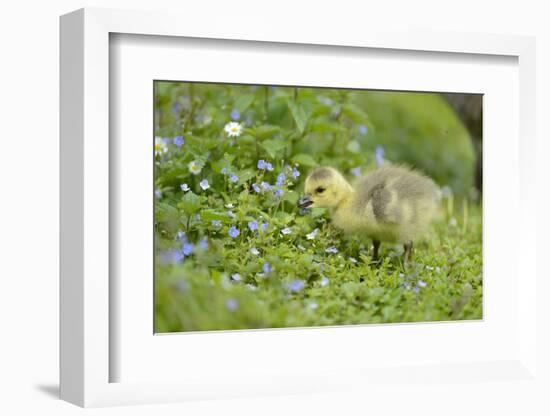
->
234, 94, 255, 113
342, 103, 369, 123
200, 210, 232, 222
291, 153, 318, 167
282, 190, 299, 205
260, 139, 288, 158
179, 192, 200, 215
249, 125, 280, 139
210, 159, 229, 174
286, 99, 310, 134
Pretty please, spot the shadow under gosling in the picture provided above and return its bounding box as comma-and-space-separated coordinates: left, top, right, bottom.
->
298, 165, 441, 262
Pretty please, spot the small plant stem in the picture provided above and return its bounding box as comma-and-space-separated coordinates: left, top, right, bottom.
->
264, 86, 269, 121
447, 194, 454, 220
462, 199, 469, 234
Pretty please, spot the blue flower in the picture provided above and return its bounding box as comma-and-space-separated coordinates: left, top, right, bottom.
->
182, 242, 193, 256
257, 160, 267, 170
262, 262, 272, 273
325, 246, 338, 254
212, 220, 221, 228
291, 167, 300, 179
320, 276, 330, 287
180, 183, 190, 192
261, 182, 271, 191
230, 109, 240, 121
285, 279, 305, 293
172, 102, 182, 114
276, 173, 285, 187
359, 124, 368, 135
228, 226, 240, 238
441, 186, 453, 198
350, 167, 362, 177
229, 173, 239, 183
225, 298, 239, 311
231, 273, 242, 282
266, 162, 274, 171
245, 114, 253, 126
260, 222, 268, 232
159, 249, 184, 265
252, 183, 261, 193
199, 179, 210, 190
173, 135, 185, 147
176, 230, 187, 242
417, 280, 427, 288
221, 167, 228, 175
412, 286, 420, 294
198, 238, 208, 250
155, 189, 162, 199
375, 145, 385, 166
281, 227, 292, 235
250, 247, 260, 255
274, 188, 284, 197
248, 221, 258, 231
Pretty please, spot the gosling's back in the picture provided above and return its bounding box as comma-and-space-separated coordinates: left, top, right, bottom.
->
351, 165, 440, 243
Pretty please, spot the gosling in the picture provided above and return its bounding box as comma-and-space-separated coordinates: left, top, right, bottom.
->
298, 166, 440, 262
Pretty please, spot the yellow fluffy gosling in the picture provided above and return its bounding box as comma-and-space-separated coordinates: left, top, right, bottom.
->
298, 166, 440, 261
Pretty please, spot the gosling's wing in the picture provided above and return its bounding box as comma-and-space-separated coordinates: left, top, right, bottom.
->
370, 183, 402, 224
353, 180, 402, 225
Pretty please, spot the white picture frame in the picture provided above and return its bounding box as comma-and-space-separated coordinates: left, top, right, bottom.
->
60, 7, 539, 408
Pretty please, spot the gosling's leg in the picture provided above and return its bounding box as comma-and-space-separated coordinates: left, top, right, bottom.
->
372, 240, 381, 261
404, 241, 414, 263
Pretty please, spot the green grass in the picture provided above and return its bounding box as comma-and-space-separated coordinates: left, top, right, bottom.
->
154, 82, 482, 333
155, 197, 482, 332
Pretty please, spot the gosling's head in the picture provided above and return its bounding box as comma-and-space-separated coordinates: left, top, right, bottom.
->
298, 167, 354, 209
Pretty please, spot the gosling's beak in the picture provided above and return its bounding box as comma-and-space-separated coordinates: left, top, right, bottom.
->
298, 194, 313, 209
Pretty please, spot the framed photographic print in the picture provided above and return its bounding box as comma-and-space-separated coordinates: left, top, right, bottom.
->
60, 7, 540, 408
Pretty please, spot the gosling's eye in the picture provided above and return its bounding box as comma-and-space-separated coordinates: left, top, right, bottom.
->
315, 187, 326, 194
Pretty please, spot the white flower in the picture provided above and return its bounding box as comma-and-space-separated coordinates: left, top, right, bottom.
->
199, 179, 210, 190
349, 257, 358, 264
154, 137, 168, 155
306, 228, 319, 240
188, 160, 202, 175
225, 203, 235, 209
320, 277, 329, 287
250, 247, 260, 255
281, 227, 292, 235
224, 122, 242, 138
